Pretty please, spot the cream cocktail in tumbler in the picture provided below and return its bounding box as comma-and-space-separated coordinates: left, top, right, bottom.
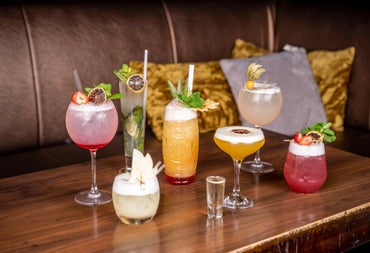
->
65, 83, 121, 205
214, 126, 265, 209
112, 149, 164, 225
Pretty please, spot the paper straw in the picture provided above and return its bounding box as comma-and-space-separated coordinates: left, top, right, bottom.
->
72, 69, 83, 91
143, 49, 148, 81
143, 50, 149, 123
187, 64, 194, 95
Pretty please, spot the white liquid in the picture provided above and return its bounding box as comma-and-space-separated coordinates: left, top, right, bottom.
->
112, 173, 160, 221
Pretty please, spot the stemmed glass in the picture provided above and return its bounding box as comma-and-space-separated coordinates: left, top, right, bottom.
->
65, 98, 118, 205
214, 126, 265, 209
237, 82, 283, 173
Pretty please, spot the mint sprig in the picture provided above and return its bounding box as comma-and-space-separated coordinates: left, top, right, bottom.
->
85, 83, 123, 100
168, 80, 204, 109
302, 122, 336, 143
113, 64, 136, 82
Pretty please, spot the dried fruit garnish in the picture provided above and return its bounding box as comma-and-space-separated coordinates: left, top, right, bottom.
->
88, 87, 106, 104
290, 122, 336, 145
245, 63, 265, 89
126, 73, 145, 94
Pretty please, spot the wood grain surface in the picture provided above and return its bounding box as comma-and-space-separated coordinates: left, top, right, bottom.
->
1, 131, 369, 252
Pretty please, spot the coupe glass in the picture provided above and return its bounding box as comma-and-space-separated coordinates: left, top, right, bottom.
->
237, 82, 282, 173
214, 126, 265, 209
65, 100, 118, 205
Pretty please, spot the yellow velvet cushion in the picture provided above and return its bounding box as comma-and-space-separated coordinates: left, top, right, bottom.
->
307, 47, 355, 132
129, 61, 241, 140
232, 38, 355, 132
231, 38, 269, 58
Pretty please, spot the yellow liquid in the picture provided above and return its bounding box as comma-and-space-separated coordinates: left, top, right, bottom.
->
214, 137, 265, 161
162, 117, 199, 178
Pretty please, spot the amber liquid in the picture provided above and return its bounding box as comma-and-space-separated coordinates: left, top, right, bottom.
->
213, 137, 265, 161
162, 117, 199, 185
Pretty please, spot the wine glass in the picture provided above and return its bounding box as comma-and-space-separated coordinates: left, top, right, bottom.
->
237, 82, 283, 173
65, 99, 118, 205
214, 126, 265, 209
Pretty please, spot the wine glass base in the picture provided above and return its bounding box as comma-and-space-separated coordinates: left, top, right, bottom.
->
241, 160, 274, 174
223, 195, 254, 209
75, 190, 112, 206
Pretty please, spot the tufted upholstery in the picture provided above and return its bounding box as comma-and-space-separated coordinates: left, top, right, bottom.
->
0, 0, 369, 178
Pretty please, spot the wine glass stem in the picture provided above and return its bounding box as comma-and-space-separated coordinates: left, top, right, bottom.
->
232, 159, 242, 198
254, 125, 262, 166
90, 150, 99, 195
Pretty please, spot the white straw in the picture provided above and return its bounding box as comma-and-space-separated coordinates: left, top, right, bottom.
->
143, 49, 148, 81
72, 69, 83, 91
187, 64, 194, 95
143, 50, 149, 134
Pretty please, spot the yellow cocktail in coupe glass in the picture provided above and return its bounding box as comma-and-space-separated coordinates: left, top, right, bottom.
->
162, 98, 199, 185
214, 126, 264, 209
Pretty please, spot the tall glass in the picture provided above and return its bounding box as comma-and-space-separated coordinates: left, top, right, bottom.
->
214, 126, 265, 209
65, 100, 118, 205
119, 80, 147, 171
283, 141, 327, 193
162, 99, 199, 185
237, 82, 282, 173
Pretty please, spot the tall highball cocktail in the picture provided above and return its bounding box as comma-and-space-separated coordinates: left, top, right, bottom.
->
162, 65, 219, 185
114, 59, 148, 171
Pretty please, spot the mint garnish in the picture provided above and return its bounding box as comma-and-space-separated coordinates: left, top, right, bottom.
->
85, 83, 123, 100
302, 122, 336, 143
113, 64, 136, 83
168, 80, 204, 109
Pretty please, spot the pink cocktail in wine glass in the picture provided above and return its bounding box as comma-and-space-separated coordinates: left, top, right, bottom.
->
65, 86, 120, 205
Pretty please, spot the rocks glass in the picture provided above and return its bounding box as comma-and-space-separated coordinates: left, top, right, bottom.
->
283, 141, 327, 193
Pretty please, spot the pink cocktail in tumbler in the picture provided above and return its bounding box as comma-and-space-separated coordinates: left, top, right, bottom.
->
283, 141, 327, 193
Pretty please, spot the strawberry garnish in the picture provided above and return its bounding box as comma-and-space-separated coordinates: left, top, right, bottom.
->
293, 132, 303, 143
298, 135, 313, 146
72, 91, 88, 105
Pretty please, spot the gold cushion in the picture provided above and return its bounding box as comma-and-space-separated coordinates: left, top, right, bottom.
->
307, 47, 355, 132
231, 38, 269, 58
232, 38, 355, 132
129, 61, 241, 140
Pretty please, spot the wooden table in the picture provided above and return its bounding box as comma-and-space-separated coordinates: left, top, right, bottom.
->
1, 132, 369, 252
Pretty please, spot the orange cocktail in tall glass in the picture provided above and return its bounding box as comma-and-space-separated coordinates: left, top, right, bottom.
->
162, 99, 199, 185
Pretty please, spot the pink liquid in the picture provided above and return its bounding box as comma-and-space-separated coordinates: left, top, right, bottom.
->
283, 151, 327, 193
65, 101, 118, 151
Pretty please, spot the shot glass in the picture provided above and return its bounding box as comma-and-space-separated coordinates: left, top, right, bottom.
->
119, 80, 147, 171
206, 176, 225, 219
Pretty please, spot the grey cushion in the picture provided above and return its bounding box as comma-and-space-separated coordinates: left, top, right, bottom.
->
220, 49, 327, 136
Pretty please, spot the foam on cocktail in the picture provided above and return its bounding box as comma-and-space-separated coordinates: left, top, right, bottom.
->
113, 173, 159, 196
243, 82, 281, 94
289, 141, 325, 156
214, 126, 264, 144
68, 101, 115, 112
164, 99, 197, 121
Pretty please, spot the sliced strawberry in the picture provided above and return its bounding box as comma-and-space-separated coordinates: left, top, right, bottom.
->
72, 91, 88, 105
293, 132, 303, 143
298, 135, 313, 146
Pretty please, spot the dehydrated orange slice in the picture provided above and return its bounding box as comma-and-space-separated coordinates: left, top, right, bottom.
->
88, 87, 106, 104
126, 74, 145, 94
